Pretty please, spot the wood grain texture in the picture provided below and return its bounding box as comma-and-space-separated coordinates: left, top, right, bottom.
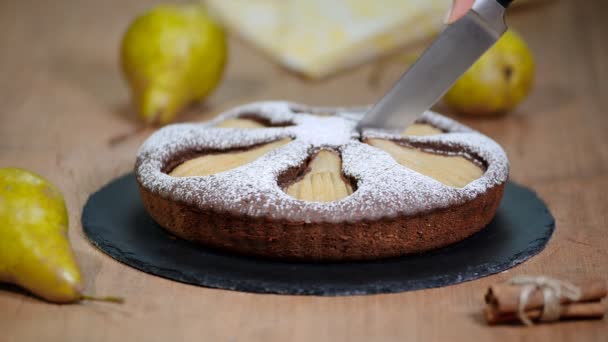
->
0, 0, 606, 341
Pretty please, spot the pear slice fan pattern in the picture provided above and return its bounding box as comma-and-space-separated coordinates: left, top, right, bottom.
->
137, 102, 508, 213
165, 107, 486, 199
171, 117, 469, 199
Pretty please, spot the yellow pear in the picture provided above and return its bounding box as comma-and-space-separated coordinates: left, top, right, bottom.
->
443, 30, 535, 116
0, 167, 83, 303
121, 4, 227, 125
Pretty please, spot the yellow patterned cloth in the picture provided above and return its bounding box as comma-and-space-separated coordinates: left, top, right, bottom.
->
206, 0, 450, 78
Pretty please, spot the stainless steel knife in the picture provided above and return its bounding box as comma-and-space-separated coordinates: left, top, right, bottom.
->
357, 0, 512, 131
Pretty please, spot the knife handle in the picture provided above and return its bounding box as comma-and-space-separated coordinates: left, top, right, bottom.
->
496, 0, 514, 8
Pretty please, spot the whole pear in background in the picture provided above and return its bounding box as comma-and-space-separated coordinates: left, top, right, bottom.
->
443, 30, 535, 116
121, 4, 227, 125
0, 168, 83, 303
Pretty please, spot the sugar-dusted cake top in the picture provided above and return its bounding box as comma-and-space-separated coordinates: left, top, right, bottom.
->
136, 101, 509, 223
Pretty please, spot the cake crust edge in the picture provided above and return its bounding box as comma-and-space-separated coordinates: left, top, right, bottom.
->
138, 181, 505, 261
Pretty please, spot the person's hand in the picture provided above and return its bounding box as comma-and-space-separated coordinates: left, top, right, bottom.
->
445, 0, 475, 24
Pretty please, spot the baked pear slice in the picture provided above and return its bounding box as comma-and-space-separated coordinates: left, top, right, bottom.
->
285, 150, 353, 202
170, 138, 291, 177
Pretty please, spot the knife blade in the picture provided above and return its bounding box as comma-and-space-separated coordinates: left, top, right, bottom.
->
357, 0, 511, 132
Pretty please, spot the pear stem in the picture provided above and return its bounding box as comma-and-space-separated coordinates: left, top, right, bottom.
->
81, 295, 125, 304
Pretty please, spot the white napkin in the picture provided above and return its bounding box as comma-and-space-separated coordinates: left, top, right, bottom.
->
206, 0, 451, 78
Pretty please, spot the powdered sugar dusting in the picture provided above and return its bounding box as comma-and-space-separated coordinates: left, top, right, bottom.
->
136, 101, 509, 223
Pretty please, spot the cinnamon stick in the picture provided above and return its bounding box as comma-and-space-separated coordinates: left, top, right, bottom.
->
485, 280, 607, 314
485, 301, 606, 325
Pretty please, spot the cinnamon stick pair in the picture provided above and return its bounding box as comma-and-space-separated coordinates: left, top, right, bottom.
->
484, 280, 607, 325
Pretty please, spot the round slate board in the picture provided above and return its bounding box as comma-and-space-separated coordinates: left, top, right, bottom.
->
82, 174, 554, 296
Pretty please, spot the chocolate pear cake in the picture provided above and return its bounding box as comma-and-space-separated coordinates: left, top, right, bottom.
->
135, 101, 509, 261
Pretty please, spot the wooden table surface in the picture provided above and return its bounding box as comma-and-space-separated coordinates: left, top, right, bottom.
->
1, 0, 606, 341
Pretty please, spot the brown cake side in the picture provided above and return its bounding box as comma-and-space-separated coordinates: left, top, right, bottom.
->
138, 181, 505, 261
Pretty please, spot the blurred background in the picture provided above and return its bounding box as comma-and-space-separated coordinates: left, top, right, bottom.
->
0, 0, 559, 118
3, 0, 604, 185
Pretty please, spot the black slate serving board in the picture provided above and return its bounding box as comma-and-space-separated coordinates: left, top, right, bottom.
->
82, 174, 554, 296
